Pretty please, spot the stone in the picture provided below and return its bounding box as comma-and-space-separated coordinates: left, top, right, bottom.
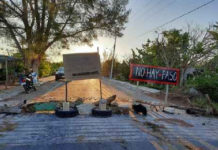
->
63, 102, 70, 111
77, 104, 95, 115
111, 106, 122, 114
163, 107, 175, 114
188, 88, 200, 97
99, 99, 107, 110
118, 104, 130, 115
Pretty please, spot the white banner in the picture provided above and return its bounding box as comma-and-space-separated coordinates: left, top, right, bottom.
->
63, 52, 101, 80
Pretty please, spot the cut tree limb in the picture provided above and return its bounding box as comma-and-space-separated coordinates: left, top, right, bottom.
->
93, 95, 116, 106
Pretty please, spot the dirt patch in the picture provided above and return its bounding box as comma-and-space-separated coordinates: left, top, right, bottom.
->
147, 91, 191, 107
31, 79, 131, 106
156, 118, 193, 127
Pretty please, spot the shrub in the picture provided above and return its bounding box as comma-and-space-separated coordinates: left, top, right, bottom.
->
39, 61, 51, 77
189, 72, 218, 102
50, 62, 63, 75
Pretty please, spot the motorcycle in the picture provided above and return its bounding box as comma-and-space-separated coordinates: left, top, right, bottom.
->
20, 74, 37, 94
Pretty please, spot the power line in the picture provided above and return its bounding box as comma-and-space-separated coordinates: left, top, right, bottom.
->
141, 0, 177, 23
137, 0, 215, 38
128, 0, 165, 30
130, 0, 156, 22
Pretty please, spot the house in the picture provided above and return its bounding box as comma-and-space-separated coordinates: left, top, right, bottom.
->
0, 55, 17, 84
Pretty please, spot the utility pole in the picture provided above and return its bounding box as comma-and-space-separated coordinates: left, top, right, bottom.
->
109, 34, 117, 79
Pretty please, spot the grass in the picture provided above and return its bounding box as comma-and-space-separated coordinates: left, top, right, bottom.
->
191, 97, 218, 112
212, 102, 218, 111
191, 97, 208, 108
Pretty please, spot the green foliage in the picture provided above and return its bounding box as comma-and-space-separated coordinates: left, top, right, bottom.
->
191, 97, 210, 109
101, 25, 217, 93
50, 62, 63, 75
38, 60, 63, 77
191, 97, 218, 112
209, 22, 218, 44
188, 72, 218, 102
1, 0, 130, 72
205, 55, 218, 73
39, 60, 51, 77
117, 60, 130, 81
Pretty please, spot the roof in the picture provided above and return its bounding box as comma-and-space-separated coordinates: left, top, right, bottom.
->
0, 55, 17, 63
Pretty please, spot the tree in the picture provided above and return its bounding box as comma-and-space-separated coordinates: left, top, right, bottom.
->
101, 49, 119, 77
209, 22, 218, 45
0, 0, 130, 72
131, 27, 216, 86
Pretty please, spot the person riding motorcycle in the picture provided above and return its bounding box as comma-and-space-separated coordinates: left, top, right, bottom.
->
20, 68, 38, 93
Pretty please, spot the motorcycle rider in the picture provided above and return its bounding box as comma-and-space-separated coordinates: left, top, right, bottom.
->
21, 68, 37, 93
25, 68, 33, 88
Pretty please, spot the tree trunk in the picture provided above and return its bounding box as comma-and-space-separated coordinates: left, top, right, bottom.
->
24, 57, 31, 74
31, 58, 40, 74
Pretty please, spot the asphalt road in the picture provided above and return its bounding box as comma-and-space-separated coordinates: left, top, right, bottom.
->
0, 78, 218, 150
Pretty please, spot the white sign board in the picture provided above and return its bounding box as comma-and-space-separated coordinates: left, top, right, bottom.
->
63, 52, 101, 80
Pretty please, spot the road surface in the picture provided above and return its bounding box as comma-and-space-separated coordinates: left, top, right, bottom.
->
0, 78, 218, 150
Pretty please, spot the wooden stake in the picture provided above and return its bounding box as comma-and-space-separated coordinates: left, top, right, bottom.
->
65, 81, 68, 102
136, 81, 139, 87
99, 79, 102, 99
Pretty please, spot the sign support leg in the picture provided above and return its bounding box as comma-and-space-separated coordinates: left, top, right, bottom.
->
164, 84, 169, 106
135, 81, 139, 102
136, 81, 139, 87
99, 79, 102, 99
65, 81, 68, 102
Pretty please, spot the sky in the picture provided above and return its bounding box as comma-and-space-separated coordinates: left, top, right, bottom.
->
1, 0, 218, 62
55, 0, 218, 62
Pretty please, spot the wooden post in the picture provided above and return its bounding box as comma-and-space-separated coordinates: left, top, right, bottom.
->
135, 81, 139, 101
65, 81, 68, 102
164, 84, 169, 106
136, 81, 139, 87
5, 56, 8, 89
99, 79, 102, 99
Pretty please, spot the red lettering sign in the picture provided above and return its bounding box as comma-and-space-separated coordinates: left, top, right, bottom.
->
129, 64, 180, 85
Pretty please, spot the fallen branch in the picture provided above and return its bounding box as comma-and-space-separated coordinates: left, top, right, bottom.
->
93, 95, 116, 106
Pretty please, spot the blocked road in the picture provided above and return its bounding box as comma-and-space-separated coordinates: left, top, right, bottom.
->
0, 79, 218, 150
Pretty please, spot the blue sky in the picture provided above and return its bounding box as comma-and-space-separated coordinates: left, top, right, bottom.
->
67, 0, 217, 62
